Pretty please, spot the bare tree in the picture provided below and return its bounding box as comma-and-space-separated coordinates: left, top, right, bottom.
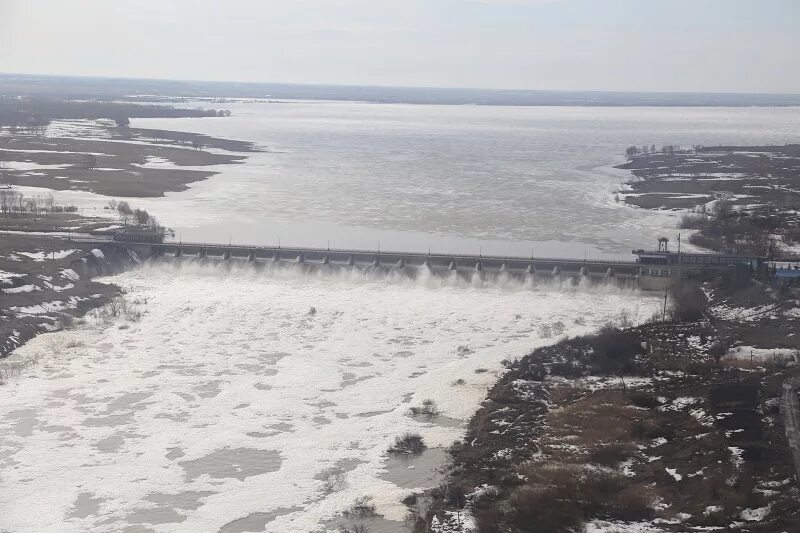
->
0, 189, 11, 216
15, 191, 25, 214
713, 199, 733, 221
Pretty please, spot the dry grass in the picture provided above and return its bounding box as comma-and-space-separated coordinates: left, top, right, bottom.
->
509, 462, 655, 531
0, 355, 39, 384
388, 433, 426, 455
546, 390, 638, 445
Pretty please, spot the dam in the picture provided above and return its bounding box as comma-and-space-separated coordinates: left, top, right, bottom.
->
106, 236, 742, 290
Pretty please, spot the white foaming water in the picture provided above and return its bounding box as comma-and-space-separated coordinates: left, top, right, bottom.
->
1, 262, 660, 532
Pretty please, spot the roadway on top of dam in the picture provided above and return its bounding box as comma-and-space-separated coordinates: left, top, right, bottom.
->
108, 239, 646, 277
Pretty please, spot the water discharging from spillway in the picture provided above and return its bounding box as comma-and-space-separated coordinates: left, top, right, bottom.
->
0, 260, 661, 532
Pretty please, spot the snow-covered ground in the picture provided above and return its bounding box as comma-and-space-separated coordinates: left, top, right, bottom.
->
0, 261, 660, 532
726, 345, 799, 363
13, 250, 78, 262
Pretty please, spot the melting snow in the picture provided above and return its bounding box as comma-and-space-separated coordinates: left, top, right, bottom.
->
12, 249, 77, 261
740, 506, 770, 522
1, 284, 40, 294
60, 269, 81, 281
726, 346, 798, 363
0, 270, 23, 285
728, 447, 744, 469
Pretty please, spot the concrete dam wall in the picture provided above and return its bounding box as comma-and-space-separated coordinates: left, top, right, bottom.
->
122, 242, 645, 287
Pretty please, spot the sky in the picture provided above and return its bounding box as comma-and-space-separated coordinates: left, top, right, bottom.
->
0, 0, 798, 93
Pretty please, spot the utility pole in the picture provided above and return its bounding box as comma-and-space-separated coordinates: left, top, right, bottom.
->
662, 286, 668, 321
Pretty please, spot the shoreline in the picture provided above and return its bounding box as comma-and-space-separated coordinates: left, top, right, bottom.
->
416, 143, 800, 531
1, 120, 261, 197
0, 221, 138, 360
422, 279, 800, 531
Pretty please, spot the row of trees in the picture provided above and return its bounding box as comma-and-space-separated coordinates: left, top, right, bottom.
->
0, 190, 77, 216
681, 199, 785, 257
105, 199, 169, 233
0, 117, 51, 136
0, 97, 232, 138
625, 144, 683, 159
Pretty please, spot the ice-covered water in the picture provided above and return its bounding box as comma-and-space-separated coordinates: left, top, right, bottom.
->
26, 103, 800, 258
123, 102, 800, 258
0, 261, 660, 532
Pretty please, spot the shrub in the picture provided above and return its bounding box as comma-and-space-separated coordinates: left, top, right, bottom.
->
63, 338, 84, 349
669, 281, 707, 322
537, 324, 552, 338
512, 462, 653, 529
508, 485, 584, 532
321, 466, 346, 494
627, 391, 658, 409
589, 443, 633, 466
589, 325, 644, 374
409, 399, 440, 418
631, 420, 674, 441
341, 496, 377, 520
474, 505, 502, 533
388, 433, 426, 455
609, 486, 655, 521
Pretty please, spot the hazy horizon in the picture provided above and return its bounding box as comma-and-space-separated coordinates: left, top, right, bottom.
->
1, 0, 798, 94
5, 71, 800, 97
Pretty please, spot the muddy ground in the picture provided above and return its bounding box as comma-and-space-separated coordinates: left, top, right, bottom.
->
0, 214, 136, 360
416, 276, 800, 532
0, 124, 260, 197
615, 145, 800, 214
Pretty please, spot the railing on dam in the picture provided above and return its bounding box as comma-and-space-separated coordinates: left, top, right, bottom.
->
132, 240, 639, 268
102, 238, 706, 289
102, 236, 759, 291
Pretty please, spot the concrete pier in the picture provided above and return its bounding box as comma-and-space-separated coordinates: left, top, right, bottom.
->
118, 240, 650, 287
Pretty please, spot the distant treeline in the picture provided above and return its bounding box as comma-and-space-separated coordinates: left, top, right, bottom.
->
0, 97, 230, 134
624, 144, 688, 159
0, 189, 77, 216
4, 73, 800, 107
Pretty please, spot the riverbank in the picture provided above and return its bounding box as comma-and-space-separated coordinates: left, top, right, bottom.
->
413, 144, 800, 532
0, 213, 139, 360
1, 122, 261, 197
615, 144, 800, 256
419, 275, 800, 532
